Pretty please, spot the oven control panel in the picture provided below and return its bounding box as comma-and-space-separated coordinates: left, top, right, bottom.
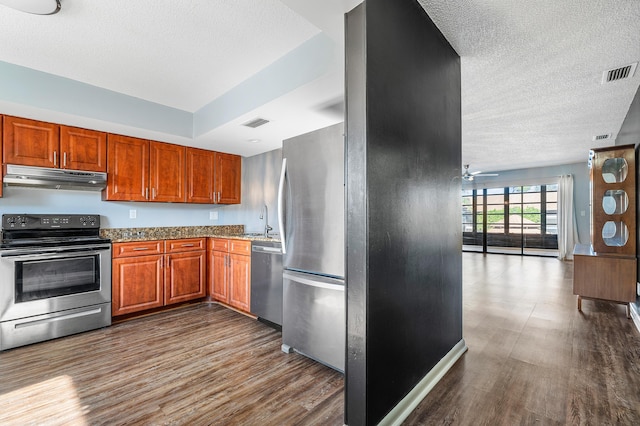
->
2, 214, 101, 230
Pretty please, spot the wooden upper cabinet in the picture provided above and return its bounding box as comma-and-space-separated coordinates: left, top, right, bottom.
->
59, 125, 107, 172
186, 147, 215, 203
214, 152, 241, 204
2, 115, 59, 168
104, 134, 149, 201
150, 141, 186, 203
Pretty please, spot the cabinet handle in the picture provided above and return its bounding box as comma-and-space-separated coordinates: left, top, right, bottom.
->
181, 244, 195, 247
132, 247, 149, 251
152, 188, 157, 199
53, 151, 57, 166
63, 152, 67, 167
145, 188, 149, 200
167, 256, 171, 267
160, 257, 164, 269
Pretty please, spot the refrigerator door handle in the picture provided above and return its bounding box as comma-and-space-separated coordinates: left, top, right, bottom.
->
278, 157, 287, 254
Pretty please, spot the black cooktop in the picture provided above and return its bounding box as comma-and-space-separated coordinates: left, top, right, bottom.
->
0, 214, 109, 249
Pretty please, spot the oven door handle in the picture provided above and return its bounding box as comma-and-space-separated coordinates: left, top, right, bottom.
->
1, 247, 111, 260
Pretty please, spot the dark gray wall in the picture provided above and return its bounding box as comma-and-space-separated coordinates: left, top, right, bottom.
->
345, 0, 462, 424
616, 85, 640, 305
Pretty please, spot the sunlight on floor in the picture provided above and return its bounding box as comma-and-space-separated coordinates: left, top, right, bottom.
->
0, 375, 88, 425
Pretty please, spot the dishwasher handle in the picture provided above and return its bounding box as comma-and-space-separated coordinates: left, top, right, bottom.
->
252, 245, 282, 254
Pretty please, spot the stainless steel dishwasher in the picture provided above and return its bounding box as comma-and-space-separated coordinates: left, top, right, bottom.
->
250, 241, 283, 328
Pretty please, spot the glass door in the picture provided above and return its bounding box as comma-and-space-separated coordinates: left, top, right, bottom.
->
462, 184, 559, 256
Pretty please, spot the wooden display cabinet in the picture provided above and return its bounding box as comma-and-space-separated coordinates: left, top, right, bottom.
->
589, 144, 636, 255
574, 144, 637, 317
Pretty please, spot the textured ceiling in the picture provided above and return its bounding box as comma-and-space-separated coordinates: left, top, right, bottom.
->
420, 0, 640, 173
0, 0, 639, 173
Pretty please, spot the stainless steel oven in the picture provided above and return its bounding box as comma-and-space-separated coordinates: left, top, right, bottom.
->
0, 214, 111, 351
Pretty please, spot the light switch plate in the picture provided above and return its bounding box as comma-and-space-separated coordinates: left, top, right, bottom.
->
209, 211, 218, 220
129, 209, 137, 219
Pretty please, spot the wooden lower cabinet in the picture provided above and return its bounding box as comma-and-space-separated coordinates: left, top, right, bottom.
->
208, 238, 251, 312
210, 250, 228, 301
112, 238, 206, 317
229, 253, 251, 312
164, 247, 206, 305
112, 254, 164, 316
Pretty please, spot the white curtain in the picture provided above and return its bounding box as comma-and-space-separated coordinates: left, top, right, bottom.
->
558, 174, 579, 260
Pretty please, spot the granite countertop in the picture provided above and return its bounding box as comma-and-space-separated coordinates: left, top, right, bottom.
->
102, 225, 281, 243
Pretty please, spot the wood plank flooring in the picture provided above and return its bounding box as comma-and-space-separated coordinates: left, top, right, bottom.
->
0, 304, 344, 425
1, 253, 639, 425
405, 253, 640, 425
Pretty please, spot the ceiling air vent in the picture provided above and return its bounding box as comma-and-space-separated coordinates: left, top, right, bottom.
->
601, 62, 637, 83
242, 117, 270, 128
593, 133, 612, 141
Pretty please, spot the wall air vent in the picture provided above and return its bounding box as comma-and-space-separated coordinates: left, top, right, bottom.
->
242, 117, 270, 128
593, 133, 612, 141
601, 62, 637, 83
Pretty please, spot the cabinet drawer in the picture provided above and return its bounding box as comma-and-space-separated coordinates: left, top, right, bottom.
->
229, 239, 251, 255
113, 241, 164, 258
208, 238, 229, 252
166, 238, 206, 253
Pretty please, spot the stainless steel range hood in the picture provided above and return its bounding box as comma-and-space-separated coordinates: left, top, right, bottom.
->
3, 164, 107, 191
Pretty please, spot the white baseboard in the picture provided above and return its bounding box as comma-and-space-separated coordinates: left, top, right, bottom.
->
378, 339, 468, 426
631, 302, 640, 335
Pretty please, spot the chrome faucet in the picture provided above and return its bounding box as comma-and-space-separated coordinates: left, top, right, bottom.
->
260, 205, 273, 237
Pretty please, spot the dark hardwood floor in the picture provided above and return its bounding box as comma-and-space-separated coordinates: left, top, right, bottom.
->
405, 253, 640, 425
1, 253, 638, 425
0, 303, 344, 425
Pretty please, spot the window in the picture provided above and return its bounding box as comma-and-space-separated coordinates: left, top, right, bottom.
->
462, 184, 558, 256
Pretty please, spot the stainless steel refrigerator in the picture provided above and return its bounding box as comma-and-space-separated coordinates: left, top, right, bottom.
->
278, 122, 345, 372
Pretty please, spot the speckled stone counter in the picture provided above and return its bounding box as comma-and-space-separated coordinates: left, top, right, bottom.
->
101, 225, 280, 243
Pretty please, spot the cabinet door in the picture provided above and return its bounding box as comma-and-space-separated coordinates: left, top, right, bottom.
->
210, 250, 229, 303
59, 125, 107, 172
214, 152, 241, 204
150, 141, 186, 202
112, 255, 164, 316
164, 251, 206, 305
104, 134, 149, 201
3, 116, 59, 168
186, 147, 215, 203
229, 253, 251, 312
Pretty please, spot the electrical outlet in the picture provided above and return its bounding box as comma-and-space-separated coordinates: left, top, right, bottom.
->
209, 211, 218, 220
129, 209, 137, 219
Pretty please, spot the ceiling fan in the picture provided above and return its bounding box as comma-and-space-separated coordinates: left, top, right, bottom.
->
462, 164, 498, 181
